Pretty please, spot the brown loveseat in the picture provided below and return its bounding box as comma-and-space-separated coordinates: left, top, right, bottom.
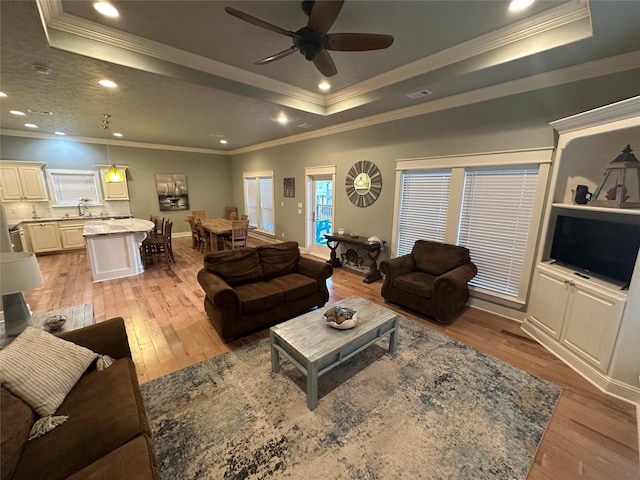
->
197, 241, 333, 341
0, 318, 159, 480
380, 240, 477, 324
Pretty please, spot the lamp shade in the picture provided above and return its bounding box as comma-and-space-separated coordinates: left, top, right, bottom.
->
0, 252, 43, 295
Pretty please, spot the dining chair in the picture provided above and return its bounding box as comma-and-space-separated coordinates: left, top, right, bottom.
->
149, 215, 165, 235
225, 206, 238, 220
195, 218, 212, 253
142, 220, 174, 266
191, 210, 206, 219
187, 216, 201, 249
240, 214, 248, 221
223, 220, 249, 250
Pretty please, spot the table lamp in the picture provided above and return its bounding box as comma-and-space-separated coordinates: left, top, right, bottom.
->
0, 252, 43, 336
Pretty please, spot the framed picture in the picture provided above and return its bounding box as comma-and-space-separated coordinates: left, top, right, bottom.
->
156, 173, 190, 211
284, 177, 295, 198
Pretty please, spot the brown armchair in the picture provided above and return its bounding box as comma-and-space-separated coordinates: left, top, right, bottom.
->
380, 240, 477, 324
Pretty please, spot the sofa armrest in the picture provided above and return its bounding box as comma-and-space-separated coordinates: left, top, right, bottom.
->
433, 262, 478, 294
380, 254, 415, 279
296, 256, 333, 280
57, 317, 132, 359
197, 268, 240, 310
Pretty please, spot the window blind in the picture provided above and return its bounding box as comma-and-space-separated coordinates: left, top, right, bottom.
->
457, 167, 539, 298
49, 172, 100, 206
396, 171, 451, 256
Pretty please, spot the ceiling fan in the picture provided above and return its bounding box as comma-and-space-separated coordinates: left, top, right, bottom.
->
225, 0, 394, 77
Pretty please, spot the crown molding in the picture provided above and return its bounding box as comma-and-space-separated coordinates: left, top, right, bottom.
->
0, 129, 227, 155
230, 50, 640, 155
550, 95, 640, 134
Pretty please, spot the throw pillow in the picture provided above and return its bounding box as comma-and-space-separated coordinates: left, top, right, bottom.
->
0, 327, 97, 417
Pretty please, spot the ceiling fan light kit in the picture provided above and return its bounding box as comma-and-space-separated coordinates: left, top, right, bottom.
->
225, 0, 394, 77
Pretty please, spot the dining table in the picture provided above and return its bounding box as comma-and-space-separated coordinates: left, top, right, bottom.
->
197, 217, 254, 251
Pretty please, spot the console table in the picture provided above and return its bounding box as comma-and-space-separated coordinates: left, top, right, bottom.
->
324, 234, 386, 283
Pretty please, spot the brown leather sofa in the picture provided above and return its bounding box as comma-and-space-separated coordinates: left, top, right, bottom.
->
197, 241, 333, 341
380, 240, 477, 324
0, 318, 159, 480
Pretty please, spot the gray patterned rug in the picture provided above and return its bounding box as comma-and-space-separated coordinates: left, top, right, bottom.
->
140, 316, 561, 479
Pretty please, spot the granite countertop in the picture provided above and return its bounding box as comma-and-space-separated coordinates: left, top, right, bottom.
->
83, 218, 155, 236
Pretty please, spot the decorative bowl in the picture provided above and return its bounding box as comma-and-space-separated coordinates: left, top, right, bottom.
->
323, 306, 358, 330
43, 314, 67, 332
349, 233, 359, 238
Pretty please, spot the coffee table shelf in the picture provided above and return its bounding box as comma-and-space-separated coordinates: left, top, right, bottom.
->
270, 296, 400, 410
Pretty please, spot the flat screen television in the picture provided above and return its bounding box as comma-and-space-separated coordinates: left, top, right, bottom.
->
550, 215, 640, 289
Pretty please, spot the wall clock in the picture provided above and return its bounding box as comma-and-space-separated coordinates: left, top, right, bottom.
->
345, 160, 382, 208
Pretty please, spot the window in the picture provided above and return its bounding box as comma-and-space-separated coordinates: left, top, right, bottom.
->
47, 170, 102, 206
397, 171, 451, 255
457, 167, 539, 298
243, 171, 274, 235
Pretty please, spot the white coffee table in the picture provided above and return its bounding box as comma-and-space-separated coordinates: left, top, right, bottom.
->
270, 296, 400, 410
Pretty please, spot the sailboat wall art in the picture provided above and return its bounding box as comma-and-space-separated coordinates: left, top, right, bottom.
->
155, 173, 190, 211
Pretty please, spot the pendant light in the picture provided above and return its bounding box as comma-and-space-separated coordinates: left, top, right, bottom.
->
590, 145, 640, 208
101, 114, 124, 183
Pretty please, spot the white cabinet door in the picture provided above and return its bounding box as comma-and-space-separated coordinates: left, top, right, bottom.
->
27, 223, 61, 252
561, 283, 626, 372
99, 166, 129, 199
0, 167, 24, 200
526, 266, 570, 339
59, 222, 86, 249
18, 166, 47, 199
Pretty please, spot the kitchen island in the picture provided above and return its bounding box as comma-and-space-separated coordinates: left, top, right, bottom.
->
83, 218, 154, 282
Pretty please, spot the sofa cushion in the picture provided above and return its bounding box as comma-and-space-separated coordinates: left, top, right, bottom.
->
66, 435, 159, 480
267, 273, 318, 302
13, 358, 150, 480
204, 248, 263, 286
412, 240, 471, 276
0, 327, 97, 417
235, 281, 285, 315
0, 388, 35, 480
258, 242, 300, 278
394, 271, 436, 299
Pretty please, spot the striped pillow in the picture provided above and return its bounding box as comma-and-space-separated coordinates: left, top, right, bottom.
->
0, 327, 97, 417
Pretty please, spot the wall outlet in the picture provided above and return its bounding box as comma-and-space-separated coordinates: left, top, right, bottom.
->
281, 232, 285, 237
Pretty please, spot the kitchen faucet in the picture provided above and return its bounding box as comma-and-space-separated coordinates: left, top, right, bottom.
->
77, 201, 87, 217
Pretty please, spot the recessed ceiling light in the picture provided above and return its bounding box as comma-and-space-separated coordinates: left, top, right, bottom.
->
93, 1, 119, 18
319, 81, 331, 91
24, 123, 38, 128
0, 92, 6, 97
99, 79, 117, 89
277, 114, 289, 125
54, 131, 66, 136
509, 0, 535, 12
112, 132, 123, 137
219, 139, 228, 144
10, 110, 26, 116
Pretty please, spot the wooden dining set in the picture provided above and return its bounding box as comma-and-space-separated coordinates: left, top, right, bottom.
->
142, 215, 175, 267
186, 208, 251, 253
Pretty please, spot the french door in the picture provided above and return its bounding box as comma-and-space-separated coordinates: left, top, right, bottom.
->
305, 166, 336, 258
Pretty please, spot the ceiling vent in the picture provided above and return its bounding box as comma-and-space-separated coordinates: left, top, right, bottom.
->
297, 123, 313, 129
406, 89, 433, 100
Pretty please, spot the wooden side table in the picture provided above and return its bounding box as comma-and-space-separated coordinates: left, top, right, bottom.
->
324, 234, 386, 283
0, 304, 95, 348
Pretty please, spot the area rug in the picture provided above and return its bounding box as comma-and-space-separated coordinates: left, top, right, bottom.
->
140, 316, 562, 479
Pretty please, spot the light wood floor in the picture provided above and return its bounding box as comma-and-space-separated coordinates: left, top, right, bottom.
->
27, 235, 639, 479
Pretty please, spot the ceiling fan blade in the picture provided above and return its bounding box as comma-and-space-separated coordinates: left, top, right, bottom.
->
255, 46, 298, 65
307, 0, 344, 34
225, 7, 295, 38
326, 33, 394, 51
312, 49, 337, 77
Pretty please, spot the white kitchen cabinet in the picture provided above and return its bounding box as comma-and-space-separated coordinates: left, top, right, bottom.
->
27, 222, 62, 253
58, 221, 86, 249
527, 264, 626, 372
0, 162, 48, 201
98, 165, 129, 200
